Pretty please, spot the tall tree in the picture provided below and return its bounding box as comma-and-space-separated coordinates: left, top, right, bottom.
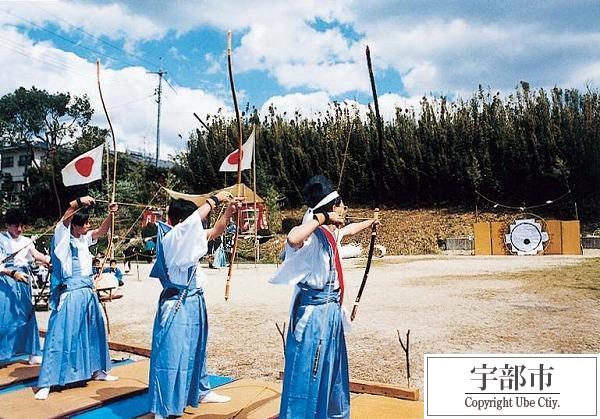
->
0, 87, 94, 215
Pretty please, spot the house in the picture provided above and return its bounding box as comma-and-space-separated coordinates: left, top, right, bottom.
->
125, 150, 174, 169
0, 143, 48, 193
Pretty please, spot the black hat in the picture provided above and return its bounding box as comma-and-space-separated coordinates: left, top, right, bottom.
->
302, 175, 339, 210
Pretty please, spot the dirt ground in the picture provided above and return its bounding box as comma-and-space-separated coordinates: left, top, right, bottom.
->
35, 252, 600, 395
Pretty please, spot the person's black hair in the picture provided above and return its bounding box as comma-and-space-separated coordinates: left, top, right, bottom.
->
167, 199, 197, 225
4, 208, 25, 226
302, 175, 339, 211
109, 258, 117, 264
72, 207, 91, 227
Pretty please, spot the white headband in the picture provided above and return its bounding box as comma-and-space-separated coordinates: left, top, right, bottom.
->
302, 191, 340, 224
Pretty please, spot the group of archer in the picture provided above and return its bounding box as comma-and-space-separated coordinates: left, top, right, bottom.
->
0, 174, 379, 419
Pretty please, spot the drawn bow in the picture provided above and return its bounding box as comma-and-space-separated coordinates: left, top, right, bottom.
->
95, 59, 118, 333
224, 31, 244, 301
350, 45, 384, 321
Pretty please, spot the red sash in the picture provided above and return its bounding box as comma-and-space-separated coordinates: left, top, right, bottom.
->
319, 227, 344, 304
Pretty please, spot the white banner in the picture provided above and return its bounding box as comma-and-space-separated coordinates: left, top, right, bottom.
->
425, 354, 598, 418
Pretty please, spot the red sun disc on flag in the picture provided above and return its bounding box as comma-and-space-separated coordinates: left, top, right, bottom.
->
75, 157, 94, 177
227, 150, 243, 165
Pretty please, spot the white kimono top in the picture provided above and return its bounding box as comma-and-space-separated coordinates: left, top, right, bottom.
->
161, 212, 208, 289
269, 231, 339, 290
53, 222, 97, 278
0, 232, 35, 269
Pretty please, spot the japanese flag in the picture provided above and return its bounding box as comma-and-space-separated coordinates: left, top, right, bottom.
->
219, 128, 255, 172
61, 144, 104, 186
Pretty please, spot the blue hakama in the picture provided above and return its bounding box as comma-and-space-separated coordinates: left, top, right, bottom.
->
37, 225, 111, 388
0, 269, 40, 361
148, 217, 211, 417
0, 233, 41, 361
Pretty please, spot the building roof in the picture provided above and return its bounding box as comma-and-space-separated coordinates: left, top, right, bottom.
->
162, 183, 265, 206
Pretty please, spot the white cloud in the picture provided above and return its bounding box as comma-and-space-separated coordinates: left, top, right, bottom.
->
0, 1, 166, 49
1, 0, 599, 123
0, 27, 228, 160
204, 52, 222, 75
377, 93, 422, 120
354, 16, 600, 95
567, 61, 600, 89
259, 91, 422, 122
168, 47, 187, 61
260, 92, 332, 118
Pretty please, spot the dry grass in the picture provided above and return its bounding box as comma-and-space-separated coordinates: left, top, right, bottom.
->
275, 207, 517, 257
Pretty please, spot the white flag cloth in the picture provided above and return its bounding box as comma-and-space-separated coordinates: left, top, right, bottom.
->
219, 128, 255, 172
61, 144, 104, 186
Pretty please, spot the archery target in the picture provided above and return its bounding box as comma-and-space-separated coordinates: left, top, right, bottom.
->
505, 219, 549, 255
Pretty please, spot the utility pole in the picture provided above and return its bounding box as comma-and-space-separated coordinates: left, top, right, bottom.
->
147, 58, 165, 167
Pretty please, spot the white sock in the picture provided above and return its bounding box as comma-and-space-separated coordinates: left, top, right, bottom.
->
201, 391, 231, 403
28, 355, 42, 365
34, 387, 50, 400
92, 370, 119, 381
154, 414, 166, 419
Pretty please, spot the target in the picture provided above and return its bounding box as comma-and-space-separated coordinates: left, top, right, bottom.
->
505, 219, 549, 255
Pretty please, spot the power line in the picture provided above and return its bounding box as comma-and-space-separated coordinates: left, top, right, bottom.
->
107, 94, 155, 110
0, 6, 141, 69
26, 1, 158, 69
0, 37, 92, 80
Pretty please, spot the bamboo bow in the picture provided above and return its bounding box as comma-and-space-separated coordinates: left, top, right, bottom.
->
350, 45, 384, 321
224, 31, 243, 301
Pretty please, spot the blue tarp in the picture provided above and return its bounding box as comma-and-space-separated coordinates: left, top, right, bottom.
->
73, 374, 234, 419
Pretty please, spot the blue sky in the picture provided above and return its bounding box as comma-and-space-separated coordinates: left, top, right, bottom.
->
0, 1, 598, 159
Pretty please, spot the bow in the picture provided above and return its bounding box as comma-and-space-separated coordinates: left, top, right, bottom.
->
350, 45, 384, 321
95, 59, 118, 333
350, 208, 379, 321
96, 59, 118, 254
224, 31, 243, 301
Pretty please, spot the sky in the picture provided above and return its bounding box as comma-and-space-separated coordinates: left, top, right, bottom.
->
0, 0, 598, 160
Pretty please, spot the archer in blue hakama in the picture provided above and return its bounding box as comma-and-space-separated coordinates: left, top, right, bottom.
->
271, 227, 350, 419
36, 223, 111, 389
35, 199, 118, 399
148, 215, 212, 417
270, 176, 353, 419
0, 211, 51, 363
148, 195, 237, 418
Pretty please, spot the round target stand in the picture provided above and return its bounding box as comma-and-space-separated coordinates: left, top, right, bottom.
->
504, 218, 549, 255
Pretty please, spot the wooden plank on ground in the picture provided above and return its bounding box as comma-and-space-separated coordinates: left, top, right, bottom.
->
0, 360, 150, 419
0, 361, 39, 388
349, 378, 419, 401
350, 393, 424, 418
136, 379, 281, 419
278, 371, 419, 401
137, 379, 422, 419
561, 220, 581, 255
490, 222, 508, 255
545, 220, 563, 255
473, 222, 491, 255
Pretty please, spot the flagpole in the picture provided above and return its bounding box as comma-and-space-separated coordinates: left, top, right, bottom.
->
253, 125, 258, 265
